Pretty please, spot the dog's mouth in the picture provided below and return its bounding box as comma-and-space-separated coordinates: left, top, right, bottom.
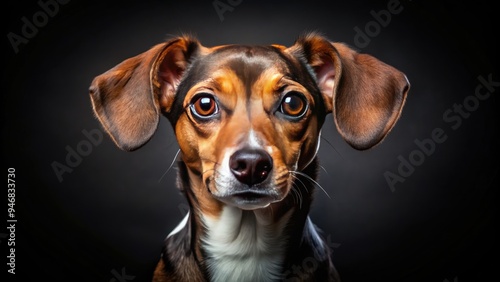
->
214, 189, 281, 210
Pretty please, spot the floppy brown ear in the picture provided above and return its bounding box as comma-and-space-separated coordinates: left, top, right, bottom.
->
289, 34, 409, 150
89, 36, 199, 151
331, 42, 409, 150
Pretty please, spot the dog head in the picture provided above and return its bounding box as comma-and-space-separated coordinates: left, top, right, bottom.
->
90, 33, 409, 213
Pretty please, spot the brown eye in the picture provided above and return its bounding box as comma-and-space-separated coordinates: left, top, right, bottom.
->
190, 94, 219, 119
280, 92, 308, 118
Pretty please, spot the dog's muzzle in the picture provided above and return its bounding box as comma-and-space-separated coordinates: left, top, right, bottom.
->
213, 148, 282, 210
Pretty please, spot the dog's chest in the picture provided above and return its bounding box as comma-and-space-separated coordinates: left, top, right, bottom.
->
201, 206, 292, 282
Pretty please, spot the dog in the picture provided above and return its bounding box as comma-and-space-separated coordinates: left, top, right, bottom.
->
89, 32, 409, 281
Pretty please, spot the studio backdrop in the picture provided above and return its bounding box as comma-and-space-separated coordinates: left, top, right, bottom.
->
3, 0, 498, 281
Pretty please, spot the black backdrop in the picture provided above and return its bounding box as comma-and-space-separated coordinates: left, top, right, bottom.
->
3, 0, 499, 281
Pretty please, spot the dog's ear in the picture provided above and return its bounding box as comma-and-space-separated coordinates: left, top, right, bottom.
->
89, 36, 199, 151
288, 34, 409, 150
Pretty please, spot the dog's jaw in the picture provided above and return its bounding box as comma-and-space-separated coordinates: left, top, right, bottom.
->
201, 206, 294, 282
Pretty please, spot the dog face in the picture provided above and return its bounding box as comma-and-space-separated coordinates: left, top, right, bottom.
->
171, 44, 327, 211
90, 33, 409, 215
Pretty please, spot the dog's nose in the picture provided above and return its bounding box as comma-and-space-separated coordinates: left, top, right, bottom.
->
229, 148, 273, 186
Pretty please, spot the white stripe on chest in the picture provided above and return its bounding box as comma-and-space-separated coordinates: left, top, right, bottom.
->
202, 206, 292, 282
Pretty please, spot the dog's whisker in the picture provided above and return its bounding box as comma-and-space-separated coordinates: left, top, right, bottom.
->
290, 185, 298, 207
291, 184, 303, 209
289, 171, 331, 199
159, 149, 181, 183
318, 164, 329, 175
289, 173, 307, 209
288, 179, 298, 203
294, 177, 307, 208
289, 172, 309, 194
320, 136, 344, 160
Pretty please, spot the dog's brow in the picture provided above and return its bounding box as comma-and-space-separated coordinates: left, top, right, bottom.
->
224, 55, 275, 99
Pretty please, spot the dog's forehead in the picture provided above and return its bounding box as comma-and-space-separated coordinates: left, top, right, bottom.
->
192, 45, 296, 84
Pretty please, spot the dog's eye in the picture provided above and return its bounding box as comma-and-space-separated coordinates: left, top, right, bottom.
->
279, 92, 308, 118
190, 94, 219, 119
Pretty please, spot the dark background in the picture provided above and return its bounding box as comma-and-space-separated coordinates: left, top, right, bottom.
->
3, 0, 499, 281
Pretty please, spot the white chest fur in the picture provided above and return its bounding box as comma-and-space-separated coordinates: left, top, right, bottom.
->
202, 206, 292, 282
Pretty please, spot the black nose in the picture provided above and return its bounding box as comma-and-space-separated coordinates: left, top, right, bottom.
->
229, 148, 273, 186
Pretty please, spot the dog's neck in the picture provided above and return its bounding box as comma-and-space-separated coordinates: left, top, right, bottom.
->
163, 159, 326, 281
